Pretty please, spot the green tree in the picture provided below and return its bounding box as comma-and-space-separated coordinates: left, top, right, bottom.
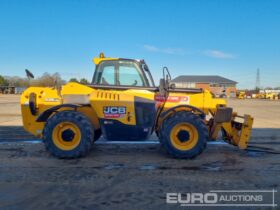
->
80, 78, 89, 84
30, 72, 65, 87
8, 76, 29, 87
0, 75, 8, 86
69, 78, 78, 82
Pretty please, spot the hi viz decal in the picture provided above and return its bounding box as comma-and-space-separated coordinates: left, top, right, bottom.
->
103, 106, 126, 118
154, 95, 190, 104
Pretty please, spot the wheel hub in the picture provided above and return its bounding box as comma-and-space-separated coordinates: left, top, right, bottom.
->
176, 130, 190, 143
52, 122, 82, 151
170, 122, 199, 151
61, 129, 75, 142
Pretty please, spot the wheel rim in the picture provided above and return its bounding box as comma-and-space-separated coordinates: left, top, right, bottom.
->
52, 122, 81, 151
170, 122, 199, 151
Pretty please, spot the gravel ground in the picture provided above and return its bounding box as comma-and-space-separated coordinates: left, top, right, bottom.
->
0, 95, 279, 209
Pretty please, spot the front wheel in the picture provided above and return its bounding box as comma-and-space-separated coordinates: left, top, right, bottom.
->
43, 111, 94, 158
159, 111, 208, 159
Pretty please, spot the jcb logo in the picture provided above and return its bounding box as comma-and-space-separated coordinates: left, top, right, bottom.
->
103, 106, 126, 118
103, 106, 126, 114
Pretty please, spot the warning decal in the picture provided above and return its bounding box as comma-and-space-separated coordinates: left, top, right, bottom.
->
154, 95, 190, 104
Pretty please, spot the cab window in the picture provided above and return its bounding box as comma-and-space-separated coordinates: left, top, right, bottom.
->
119, 62, 144, 86
93, 62, 115, 85
101, 66, 115, 85
93, 60, 147, 86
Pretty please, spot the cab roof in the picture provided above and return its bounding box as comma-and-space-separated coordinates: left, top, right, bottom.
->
93, 57, 118, 65
93, 53, 140, 65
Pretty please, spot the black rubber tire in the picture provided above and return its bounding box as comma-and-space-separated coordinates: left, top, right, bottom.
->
159, 111, 208, 159
43, 110, 94, 158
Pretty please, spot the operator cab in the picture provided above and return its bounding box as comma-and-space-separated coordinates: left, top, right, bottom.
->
92, 58, 155, 88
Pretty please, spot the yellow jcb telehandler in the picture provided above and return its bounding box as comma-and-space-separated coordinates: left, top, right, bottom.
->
21, 53, 253, 159
237, 91, 246, 99
265, 92, 279, 100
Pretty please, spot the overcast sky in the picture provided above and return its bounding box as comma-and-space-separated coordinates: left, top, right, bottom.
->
0, 0, 279, 89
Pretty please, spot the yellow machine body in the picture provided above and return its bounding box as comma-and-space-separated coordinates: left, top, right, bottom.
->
237, 91, 246, 99
21, 83, 225, 135
21, 55, 254, 158
265, 92, 279, 100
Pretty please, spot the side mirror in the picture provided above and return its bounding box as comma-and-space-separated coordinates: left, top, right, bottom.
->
25, 69, 34, 79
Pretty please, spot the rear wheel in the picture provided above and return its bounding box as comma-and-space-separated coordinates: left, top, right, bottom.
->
159, 111, 208, 159
43, 111, 94, 158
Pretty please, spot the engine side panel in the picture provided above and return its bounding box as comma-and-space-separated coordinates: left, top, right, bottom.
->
89, 89, 156, 140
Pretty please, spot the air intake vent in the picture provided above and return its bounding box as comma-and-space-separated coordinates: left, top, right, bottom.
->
96, 91, 120, 100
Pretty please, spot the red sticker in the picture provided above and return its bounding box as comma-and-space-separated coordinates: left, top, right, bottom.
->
154, 95, 166, 102
154, 95, 189, 103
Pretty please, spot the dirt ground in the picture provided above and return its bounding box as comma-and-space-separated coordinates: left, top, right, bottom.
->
0, 95, 279, 209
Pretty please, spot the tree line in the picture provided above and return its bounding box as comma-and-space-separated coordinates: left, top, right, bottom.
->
0, 73, 90, 87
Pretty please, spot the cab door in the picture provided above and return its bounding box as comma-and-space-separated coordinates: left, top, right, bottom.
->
92, 60, 157, 140
117, 62, 157, 138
